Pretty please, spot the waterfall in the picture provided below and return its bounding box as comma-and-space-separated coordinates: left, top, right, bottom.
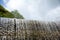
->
0, 17, 60, 40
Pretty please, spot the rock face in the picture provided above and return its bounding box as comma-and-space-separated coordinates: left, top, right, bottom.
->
0, 17, 60, 40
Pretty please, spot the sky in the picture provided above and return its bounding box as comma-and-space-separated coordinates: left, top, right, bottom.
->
0, 0, 60, 21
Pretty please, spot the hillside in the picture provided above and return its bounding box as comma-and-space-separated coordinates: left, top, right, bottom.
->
0, 5, 15, 18
0, 5, 24, 19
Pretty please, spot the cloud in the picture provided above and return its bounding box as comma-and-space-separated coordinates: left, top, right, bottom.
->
4, 0, 25, 10
46, 7, 60, 21
3, 0, 8, 3
3, 0, 60, 21
4, 0, 43, 20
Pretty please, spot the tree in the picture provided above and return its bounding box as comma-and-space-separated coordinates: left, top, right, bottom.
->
11, 10, 24, 19
0, 5, 14, 18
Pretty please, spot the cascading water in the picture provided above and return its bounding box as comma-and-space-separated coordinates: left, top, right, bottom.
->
0, 17, 60, 40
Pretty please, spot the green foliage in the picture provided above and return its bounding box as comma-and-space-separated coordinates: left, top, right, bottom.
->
0, 5, 24, 19
11, 10, 24, 19
0, 5, 14, 18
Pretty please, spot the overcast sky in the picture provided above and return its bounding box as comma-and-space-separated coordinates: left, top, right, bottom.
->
1, 0, 60, 21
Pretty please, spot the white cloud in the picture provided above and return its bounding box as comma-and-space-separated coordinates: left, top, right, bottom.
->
3, 0, 60, 21
3, 0, 9, 3
4, 0, 42, 20
3, 0, 7, 3
46, 6, 60, 21
28, 5, 34, 12
4, 0, 26, 10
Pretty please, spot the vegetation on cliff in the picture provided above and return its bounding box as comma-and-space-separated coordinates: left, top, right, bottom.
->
0, 5, 24, 19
